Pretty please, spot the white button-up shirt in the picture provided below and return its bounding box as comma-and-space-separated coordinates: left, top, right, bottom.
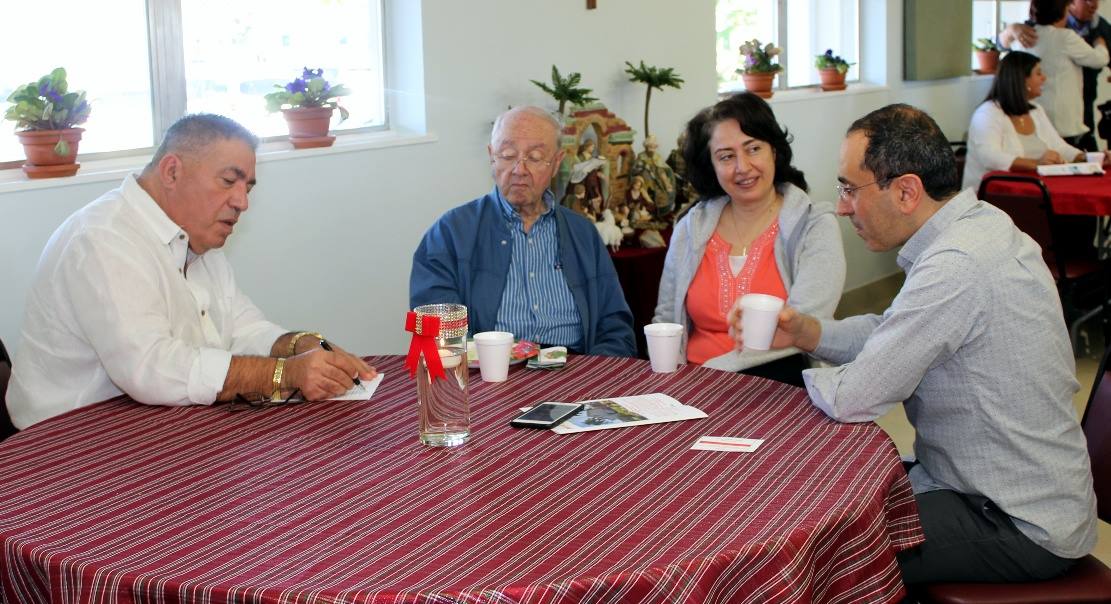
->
8, 175, 287, 429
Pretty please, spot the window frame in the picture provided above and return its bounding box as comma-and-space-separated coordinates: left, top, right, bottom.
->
716, 0, 863, 96
0, 0, 388, 171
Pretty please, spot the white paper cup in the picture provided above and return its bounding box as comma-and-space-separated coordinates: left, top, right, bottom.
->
1087, 152, 1105, 165
740, 294, 785, 351
644, 323, 684, 373
473, 331, 514, 382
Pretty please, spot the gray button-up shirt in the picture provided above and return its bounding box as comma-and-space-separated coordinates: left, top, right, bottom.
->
803, 188, 1097, 559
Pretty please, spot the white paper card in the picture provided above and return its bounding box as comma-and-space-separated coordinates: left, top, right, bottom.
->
330, 373, 384, 400
691, 436, 764, 452
1036, 162, 1104, 176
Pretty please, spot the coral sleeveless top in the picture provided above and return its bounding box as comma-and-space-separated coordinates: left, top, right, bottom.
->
685, 224, 786, 364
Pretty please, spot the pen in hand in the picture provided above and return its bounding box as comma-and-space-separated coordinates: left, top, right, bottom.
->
319, 339, 361, 386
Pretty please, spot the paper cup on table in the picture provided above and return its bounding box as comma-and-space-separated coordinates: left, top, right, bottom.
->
740, 294, 785, 351
473, 331, 514, 382
644, 323, 684, 373
1087, 152, 1105, 165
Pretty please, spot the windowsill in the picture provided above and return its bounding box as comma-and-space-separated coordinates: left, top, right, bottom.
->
0, 128, 438, 195
734, 82, 890, 104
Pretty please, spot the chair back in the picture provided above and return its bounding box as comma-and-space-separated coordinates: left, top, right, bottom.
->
950, 141, 967, 185
0, 338, 14, 439
1083, 346, 1111, 523
977, 175, 1097, 281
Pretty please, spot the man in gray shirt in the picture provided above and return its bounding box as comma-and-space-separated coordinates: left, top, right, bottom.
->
732, 104, 1097, 585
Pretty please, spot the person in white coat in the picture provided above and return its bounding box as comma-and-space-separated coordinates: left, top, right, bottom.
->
964, 50, 1087, 191
1009, 0, 1108, 145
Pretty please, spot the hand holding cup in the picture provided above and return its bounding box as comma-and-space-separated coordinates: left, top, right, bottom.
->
728, 298, 821, 353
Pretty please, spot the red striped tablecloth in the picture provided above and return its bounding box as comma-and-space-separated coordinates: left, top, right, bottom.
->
0, 355, 922, 604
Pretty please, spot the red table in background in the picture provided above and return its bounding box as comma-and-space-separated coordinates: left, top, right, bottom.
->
982, 170, 1111, 216
0, 356, 922, 604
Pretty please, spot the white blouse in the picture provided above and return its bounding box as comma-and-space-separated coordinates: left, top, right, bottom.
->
1012, 25, 1108, 137
963, 101, 1082, 191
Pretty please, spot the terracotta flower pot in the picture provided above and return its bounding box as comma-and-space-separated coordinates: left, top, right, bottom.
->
281, 106, 336, 149
975, 50, 1000, 75
742, 72, 776, 99
818, 68, 847, 92
16, 128, 84, 179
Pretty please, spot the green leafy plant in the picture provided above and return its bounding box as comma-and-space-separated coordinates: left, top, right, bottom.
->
264, 67, 350, 121
814, 49, 855, 75
737, 39, 783, 75
4, 67, 91, 155
530, 65, 597, 116
973, 38, 1002, 52
624, 60, 684, 137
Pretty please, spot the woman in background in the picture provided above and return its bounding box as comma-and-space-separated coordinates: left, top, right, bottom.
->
653, 93, 844, 386
964, 50, 1087, 190
1009, 0, 1108, 146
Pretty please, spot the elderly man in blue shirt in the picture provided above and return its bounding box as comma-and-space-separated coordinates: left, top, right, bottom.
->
410, 106, 635, 356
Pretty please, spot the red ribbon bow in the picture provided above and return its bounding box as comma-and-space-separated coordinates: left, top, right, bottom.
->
405, 311, 445, 381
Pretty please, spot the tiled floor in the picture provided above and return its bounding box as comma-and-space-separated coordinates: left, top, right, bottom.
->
838, 275, 1111, 566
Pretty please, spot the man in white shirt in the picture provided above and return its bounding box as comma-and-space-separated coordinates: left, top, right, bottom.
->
8, 114, 376, 429
730, 104, 1096, 585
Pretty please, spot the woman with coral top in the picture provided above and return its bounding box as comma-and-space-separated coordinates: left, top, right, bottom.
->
653, 93, 845, 386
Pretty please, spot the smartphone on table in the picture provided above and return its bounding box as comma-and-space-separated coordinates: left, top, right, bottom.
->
510, 402, 584, 429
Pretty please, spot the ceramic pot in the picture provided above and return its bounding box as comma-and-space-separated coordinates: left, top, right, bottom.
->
818, 68, 847, 92
742, 72, 776, 99
16, 128, 84, 179
282, 106, 336, 149
975, 50, 1000, 75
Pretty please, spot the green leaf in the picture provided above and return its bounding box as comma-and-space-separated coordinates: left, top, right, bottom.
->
327, 84, 350, 98
50, 68, 68, 94
54, 139, 70, 156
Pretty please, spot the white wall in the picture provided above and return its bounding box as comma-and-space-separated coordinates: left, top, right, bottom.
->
0, 0, 1035, 357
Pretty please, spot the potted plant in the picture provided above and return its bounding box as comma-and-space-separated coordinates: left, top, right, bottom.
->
530, 65, 598, 117
264, 67, 350, 149
973, 38, 1002, 74
624, 60, 684, 138
4, 68, 91, 179
814, 49, 855, 92
737, 39, 783, 99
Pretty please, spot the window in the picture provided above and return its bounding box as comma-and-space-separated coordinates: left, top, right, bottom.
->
972, 0, 1031, 64
716, 0, 860, 94
0, 0, 387, 166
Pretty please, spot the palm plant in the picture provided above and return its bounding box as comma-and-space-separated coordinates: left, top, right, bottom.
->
624, 61, 684, 138
530, 65, 597, 116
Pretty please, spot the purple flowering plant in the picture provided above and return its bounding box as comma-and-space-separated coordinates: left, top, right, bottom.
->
264, 67, 350, 121
737, 39, 782, 75
814, 49, 854, 75
5, 68, 91, 154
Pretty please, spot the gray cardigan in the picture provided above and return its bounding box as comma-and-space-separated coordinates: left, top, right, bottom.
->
652, 184, 846, 372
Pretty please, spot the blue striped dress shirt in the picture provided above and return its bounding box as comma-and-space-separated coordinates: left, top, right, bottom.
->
493, 190, 583, 349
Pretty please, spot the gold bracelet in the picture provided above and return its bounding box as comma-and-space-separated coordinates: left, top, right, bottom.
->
271, 358, 286, 402
287, 331, 323, 356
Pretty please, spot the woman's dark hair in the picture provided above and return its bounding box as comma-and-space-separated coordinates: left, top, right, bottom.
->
985, 51, 1041, 116
682, 92, 807, 201
1030, 0, 1068, 25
